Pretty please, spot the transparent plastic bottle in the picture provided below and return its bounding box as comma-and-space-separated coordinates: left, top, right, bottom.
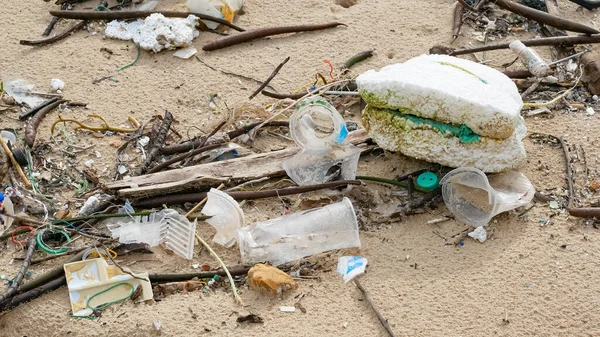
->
509, 40, 550, 77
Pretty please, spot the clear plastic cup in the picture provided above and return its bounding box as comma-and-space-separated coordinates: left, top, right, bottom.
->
236, 197, 361, 266
440, 167, 535, 227
283, 96, 360, 186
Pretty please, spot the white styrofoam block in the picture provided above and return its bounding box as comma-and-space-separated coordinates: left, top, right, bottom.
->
356, 54, 523, 139
362, 106, 527, 173
105, 14, 200, 53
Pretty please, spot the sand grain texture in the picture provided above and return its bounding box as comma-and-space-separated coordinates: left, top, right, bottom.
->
1, 0, 600, 336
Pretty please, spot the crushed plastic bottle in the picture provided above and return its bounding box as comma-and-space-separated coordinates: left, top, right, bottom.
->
237, 197, 361, 266
283, 96, 361, 186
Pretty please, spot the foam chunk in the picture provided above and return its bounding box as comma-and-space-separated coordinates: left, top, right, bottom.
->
105, 14, 200, 53
362, 105, 527, 173
356, 54, 523, 139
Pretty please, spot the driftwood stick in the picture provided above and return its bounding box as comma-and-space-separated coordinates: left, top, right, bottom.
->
558, 136, 575, 208
495, 0, 598, 34
0, 136, 32, 189
354, 278, 397, 337
452, 1, 464, 42
0, 239, 37, 305
148, 143, 224, 174
20, 20, 87, 46
16, 250, 86, 294
149, 266, 251, 283
567, 207, 600, 218
566, 0, 600, 10
249, 56, 290, 100
49, 10, 245, 32
203, 23, 346, 51
133, 180, 362, 208
447, 34, 600, 56
161, 121, 289, 155
135, 111, 173, 176
0, 276, 66, 312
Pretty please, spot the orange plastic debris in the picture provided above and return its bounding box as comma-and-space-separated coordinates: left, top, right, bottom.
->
247, 264, 297, 295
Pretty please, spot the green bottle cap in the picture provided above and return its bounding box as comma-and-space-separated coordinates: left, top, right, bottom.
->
416, 172, 439, 191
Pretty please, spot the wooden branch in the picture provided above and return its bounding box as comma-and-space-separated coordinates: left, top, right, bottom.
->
106, 130, 370, 198
354, 278, 397, 337
16, 250, 86, 294
135, 111, 173, 176
448, 34, 600, 56
0, 276, 66, 312
133, 180, 362, 208
49, 10, 245, 32
495, 0, 598, 34
0, 239, 37, 305
149, 266, 251, 283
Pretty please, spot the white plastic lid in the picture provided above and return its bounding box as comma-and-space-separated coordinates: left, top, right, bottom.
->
289, 96, 348, 151
202, 188, 245, 247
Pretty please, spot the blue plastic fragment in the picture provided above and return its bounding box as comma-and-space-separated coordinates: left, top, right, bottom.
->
336, 123, 348, 144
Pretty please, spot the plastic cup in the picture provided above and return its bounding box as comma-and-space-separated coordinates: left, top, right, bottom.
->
440, 167, 535, 227
283, 96, 360, 186
237, 197, 361, 266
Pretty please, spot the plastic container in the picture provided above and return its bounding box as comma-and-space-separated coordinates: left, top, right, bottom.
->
440, 167, 535, 227
237, 197, 361, 266
283, 96, 361, 186
509, 41, 550, 77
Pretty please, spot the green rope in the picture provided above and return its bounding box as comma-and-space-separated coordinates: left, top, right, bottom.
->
117, 44, 141, 72
87, 282, 134, 311
36, 228, 71, 255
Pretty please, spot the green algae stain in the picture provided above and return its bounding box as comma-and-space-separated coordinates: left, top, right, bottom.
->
437, 61, 488, 84
366, 106, 481, 144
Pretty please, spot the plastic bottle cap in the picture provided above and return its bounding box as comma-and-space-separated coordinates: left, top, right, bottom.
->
416, 172, 439, 191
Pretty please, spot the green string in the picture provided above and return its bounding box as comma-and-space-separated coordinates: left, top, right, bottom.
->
36, 228, 71, 255
117, 44, 141, 72
87, 282, 135, 311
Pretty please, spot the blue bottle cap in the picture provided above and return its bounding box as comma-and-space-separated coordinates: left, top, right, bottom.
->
416, 172, 439, 191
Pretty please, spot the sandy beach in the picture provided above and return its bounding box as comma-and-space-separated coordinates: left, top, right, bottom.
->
1, 0, 600, 336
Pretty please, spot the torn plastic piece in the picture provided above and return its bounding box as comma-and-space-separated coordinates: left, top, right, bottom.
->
440, 167, 535, 227
247, 263, 297, 294
79, 195, 101, 216
3, 79, 47, 109
468, 226, 487, 242
1, 131, 17, 146
283, 96, 361, 186
186, 0, 224, 30
237, 197, 360, 266
106, 209, 196, 259
64, 258, 153, 317
201, 188, 244, 247
173, 47, 198, 59
280, 306, 296, 312
337, 256, 368, 283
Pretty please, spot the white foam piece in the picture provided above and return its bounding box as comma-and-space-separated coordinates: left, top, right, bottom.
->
356, 54, 523, 139
105, 14, 200, 53
363, 106, 527, 173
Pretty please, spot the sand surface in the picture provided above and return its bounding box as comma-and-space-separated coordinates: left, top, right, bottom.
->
1, 0, 600, 336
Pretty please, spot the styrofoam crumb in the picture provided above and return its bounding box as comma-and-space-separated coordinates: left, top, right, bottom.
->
105, 14, 200, 53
